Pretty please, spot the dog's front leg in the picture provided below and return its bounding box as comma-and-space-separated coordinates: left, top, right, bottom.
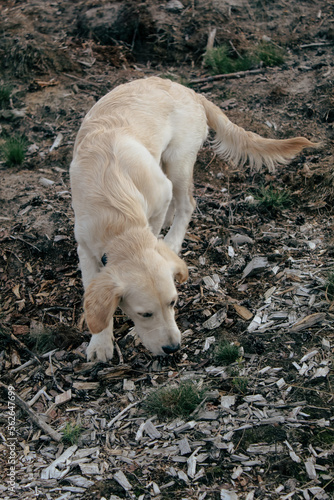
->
86, 324, 115, 362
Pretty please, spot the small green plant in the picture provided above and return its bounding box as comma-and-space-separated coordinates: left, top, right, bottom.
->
325, 270, 334, 301
0, 85, 12, 108
204, 45, 253, 75
254, 42, 285, 67
2, 135, 27, 167
254, 185, 292, 210
204, 42, 285, 75
144, 380, 205, 419
62, 422, 82, 445
232, 376, 249, 394
215, 341, 240, 365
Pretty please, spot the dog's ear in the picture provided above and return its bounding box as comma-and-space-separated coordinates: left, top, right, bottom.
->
157, 240, 188, 283
84, 272, 122, 333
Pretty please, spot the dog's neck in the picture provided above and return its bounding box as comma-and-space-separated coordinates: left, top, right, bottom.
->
101, 226, 157, 267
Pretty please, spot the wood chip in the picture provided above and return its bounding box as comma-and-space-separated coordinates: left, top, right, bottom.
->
233, 304, 253, 320
221, 489, 239, 500
55, 389, 72, 405
242, 257, 268, 278
178, 437, 192, 455
72, 382, 99, 391
202, 309, 226, 329
290, 313, 326, 332
221, 395, 236, 409
305, 459, 317, 479
143, 419, 161, 439
113, 470, 132, 491
41, 445, 78, 479
231, 233, 254, 246
79, 463, 100, 475
65, 475, 95, 488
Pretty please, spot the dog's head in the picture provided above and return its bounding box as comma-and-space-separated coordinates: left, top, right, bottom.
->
84, 238, 188, 356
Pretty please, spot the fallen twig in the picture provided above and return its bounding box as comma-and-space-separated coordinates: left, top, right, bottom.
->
0, 381, 62, 442
9, 348, 58, 374
107, 401, 139, 428
190, 68, 266, 85
10, 235, 41, 252
300, 42, 333, 49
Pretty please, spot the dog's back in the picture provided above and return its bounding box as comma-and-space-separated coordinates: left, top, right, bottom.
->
73, 77, 208, 162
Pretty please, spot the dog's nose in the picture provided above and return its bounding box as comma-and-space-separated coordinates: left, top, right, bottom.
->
162, 343, 180, 355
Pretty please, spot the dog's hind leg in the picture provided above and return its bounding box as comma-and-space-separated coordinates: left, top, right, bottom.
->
77, 243, 100, 290
162, 153, 197, 255
148, 174, 173, 237
162, 198, 175, 229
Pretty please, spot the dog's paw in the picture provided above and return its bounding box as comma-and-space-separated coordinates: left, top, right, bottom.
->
86, 331, 114, 362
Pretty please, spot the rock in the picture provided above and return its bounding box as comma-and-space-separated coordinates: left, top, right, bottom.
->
165, 0, 184, 12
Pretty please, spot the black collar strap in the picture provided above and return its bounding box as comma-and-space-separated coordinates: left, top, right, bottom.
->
101, 253, 108, 266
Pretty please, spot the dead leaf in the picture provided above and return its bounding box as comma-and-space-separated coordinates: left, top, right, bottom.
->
12, 284, 21, 299
26, 262, 33, 273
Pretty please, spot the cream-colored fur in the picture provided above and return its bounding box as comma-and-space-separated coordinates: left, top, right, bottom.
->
70, 76, 317, 361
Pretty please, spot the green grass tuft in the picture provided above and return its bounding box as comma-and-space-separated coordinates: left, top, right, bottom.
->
62, 422, 83, 445
204, 42, 285, 75
254, 42, 285, 67
144, 380, 205, 420
232, 376, 249, 394
254, 185, 292, 210
0, 85, 12, 108
204, 45, 253, 75
215, 341, 240, 365
2, 135, 27, 167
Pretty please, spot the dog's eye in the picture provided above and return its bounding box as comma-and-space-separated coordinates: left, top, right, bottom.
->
169, 299, 177, 308
139, 312, 153, 318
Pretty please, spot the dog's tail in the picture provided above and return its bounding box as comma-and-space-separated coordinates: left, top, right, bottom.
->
199, 95, 320, 172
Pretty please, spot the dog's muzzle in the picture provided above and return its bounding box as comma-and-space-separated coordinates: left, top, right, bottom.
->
162, 343, 180, 355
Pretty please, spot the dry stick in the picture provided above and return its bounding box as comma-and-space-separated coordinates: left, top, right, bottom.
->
300, 42, 332, 49
206, 28, 217, 51
229, 40, 243, 59
9, 348, 58, 374
114, 341, 124, 365
190, 68, 265, 85
10, 235, 41, 253
0, 381, 62, 442
202, 27, 217, 68
1, 325, 42, 366
107, 401, 139, 429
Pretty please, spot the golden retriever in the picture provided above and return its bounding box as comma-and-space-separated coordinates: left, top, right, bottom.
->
70, 76, 317, 362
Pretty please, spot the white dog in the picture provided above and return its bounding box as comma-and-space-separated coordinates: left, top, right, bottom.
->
70, 76, 317, 362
